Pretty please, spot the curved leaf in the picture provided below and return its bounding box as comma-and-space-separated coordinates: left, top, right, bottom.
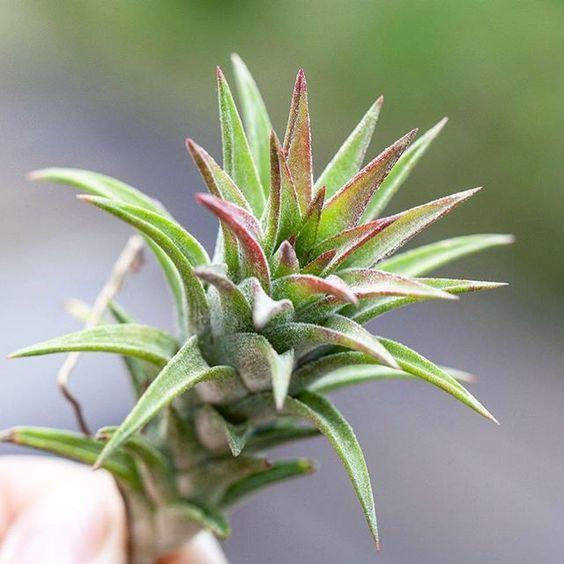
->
194, 265, 252, 333
316, 97, 383, 197
9, 324, 177, 366
266, 314, 398, 368
29, 168, 167, 214
285, 392, 379, 548
273, 274, 358, 308
0, 427, 141, 490
95, 336, 236, 468
309, 364, 475, 394
378, 337, 497, 423
186, 139, 251, 210
82, 196, 210, 335
219, 458, 315, 508
197, 193, 271, 291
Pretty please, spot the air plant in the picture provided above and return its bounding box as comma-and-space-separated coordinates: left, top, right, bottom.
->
3, 55, 511, 562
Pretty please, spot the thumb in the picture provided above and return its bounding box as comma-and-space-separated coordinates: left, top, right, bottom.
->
0, 469, 126, 564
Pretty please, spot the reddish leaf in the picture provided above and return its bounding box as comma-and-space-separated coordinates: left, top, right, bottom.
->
283, 69, 313, 214
197, 194, 271, 291
316, 129, 417, 241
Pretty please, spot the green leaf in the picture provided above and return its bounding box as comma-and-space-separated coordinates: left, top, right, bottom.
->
266, 314, 398, 368
309, 364, 475, 394
194, 265, 253, 333
245, 420, 319, 452
108, 303, 161, 396
197, 193, 271, 291
273, 274, 358, 309
378, 233, 514, 277
295, 186, 325, 260
219, 458, 315, 508
231, 53, 273, 193
337, 268, 456, 300
363, 118, 448, 220
247, 277, 294, 330
291, 351, 376, 393
316, 97, 383, 197
29, 168, 167, 214
9, 324, 177, 366
378, 337, 498, 423
316, 130, 416, 242
159, 500, 231, 539
263, 133, 302, 253
283, 69, 313, 214
271, 241, 300, 278
301, 249, 337, 276
88, 198, 209, 267
285, 392, 379, 548
221, 334, 293, 409
348, 277, 506, 324
217, 67, 265, 216
194, 405, 250, 457
186, 139, 251, 210
82, 196, 210, 336
340, 188, 481, 269
94, 336, 237, 468
97, 427, 177, 503
0, 427, 141, 490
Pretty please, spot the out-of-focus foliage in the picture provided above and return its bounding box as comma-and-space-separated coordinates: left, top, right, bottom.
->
2, 1, 559, 292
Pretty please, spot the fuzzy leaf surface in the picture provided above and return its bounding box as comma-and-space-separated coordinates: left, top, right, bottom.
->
83, 196, 210, 335
378, 338, 497, 422
0, 427, 141, 490
9, 324, 177, 366
309, 364, 475, 394
197, 194, 271, 291
316, 130, 416, 241
286, 392, 379, 548
283, 69, 313, 213
219, 458, 315, 508
95, 336, 236, 468
340, 188, 481, 269
348, 277, 506, 323
266, 314, 398, 368
217, 67, 265, 216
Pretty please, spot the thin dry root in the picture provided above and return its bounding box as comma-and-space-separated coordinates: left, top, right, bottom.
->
57, 235, 145, 435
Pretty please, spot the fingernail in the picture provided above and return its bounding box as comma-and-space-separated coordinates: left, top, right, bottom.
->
0, 473, 124, 564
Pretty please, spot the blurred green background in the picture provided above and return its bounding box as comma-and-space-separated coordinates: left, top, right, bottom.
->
2, 2, 563, 563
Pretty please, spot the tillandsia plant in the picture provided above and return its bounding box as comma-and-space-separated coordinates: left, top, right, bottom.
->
3, 54, 512, 562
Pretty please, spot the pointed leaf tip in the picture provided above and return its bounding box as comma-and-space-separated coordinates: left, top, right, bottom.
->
317, 129, 417, 241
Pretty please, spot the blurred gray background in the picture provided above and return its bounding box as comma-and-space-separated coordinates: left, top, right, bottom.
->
1, 2, 563, 562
